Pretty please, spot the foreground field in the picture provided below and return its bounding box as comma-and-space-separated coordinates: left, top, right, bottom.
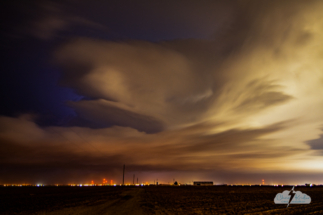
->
1, 186, 323, 214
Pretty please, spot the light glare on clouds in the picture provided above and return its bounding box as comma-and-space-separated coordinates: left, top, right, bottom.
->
1, 0, 323, 184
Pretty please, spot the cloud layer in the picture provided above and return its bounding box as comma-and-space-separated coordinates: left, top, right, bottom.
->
1, 0, 323, 184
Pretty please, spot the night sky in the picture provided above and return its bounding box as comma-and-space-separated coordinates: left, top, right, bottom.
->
1, 0, 323, 185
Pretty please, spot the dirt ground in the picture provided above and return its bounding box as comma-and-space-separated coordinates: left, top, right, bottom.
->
1, 186, 323, 214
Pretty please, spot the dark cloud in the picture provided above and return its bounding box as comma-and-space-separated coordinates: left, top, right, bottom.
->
1, 0, 234, 41
0, 0, 110, 41
145, 120, 296, 161
0, 116, 302, 183
68, 99, 165, 133
306, 130, 323, 150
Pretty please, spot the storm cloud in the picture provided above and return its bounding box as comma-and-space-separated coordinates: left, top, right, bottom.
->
1, 0, 323, 184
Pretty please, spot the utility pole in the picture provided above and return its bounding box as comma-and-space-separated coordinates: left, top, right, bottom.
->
133, 174, 135, 185
123, 164, 125, 185
137, 177, 138, 184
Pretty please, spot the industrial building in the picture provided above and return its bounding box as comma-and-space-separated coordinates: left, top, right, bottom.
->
193, 181, 213, 186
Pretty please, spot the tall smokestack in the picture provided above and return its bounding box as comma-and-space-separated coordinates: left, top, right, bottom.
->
123, 164, 125, 185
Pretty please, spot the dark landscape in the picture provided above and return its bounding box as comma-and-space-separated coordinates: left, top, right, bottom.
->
1, 186, 323, 214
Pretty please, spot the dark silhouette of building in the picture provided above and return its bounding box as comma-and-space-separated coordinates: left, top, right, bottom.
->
193, 181, 213, 186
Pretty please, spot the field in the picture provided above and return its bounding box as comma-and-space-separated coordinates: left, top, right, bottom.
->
1, 186, 323, 214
